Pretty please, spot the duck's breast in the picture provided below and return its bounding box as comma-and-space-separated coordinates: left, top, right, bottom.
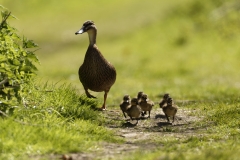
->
79, 46, 116, 92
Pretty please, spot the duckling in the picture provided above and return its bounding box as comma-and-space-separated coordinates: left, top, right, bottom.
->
61, 154, 72, 160
137, 91, 144, 103
159, 93, 170, 108
136, 91, 146, 116
162, 97, 178, 124
139, 93, 154, 118
75, 20, 117, 110
119, 95, 131, 118
126, 98, 142, 124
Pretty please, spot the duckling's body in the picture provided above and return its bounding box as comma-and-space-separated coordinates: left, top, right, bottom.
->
75, 21, 116, 110
126, 98, 142, 124
139, 94, 154, 118
120, 95, 131, 118
137, 91, 147, 116
159, 93, 170, 108
162, 98, 178, 123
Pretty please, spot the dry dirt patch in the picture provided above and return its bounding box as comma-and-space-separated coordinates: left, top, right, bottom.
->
56, 106, 203, 160
44, 107, 202, 160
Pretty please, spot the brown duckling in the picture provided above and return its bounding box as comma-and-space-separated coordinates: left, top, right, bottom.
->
137, 91, 146, 115
119, 95, 131, 118
126, 98, 142, 124
61, 154, 72, 160
75, 20, 117, 110
159, 93, 170, 108
137, 91, 144, 103
139, 93, 154, 118
162, 97, 178, 124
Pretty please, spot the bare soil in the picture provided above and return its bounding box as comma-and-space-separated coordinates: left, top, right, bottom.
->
55, 103, 202, 160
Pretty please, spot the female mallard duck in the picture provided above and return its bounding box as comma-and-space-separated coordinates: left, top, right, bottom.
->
75, 20, 117, 110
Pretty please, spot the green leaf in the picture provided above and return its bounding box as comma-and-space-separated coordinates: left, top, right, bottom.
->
0, 67, 6, 72
0, 55, 6, 62
23, 38, 38, 48
27, 52, 39, 63
12, 59, 20, 65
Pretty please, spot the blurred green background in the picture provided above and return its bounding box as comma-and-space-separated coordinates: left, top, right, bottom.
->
2, 0, 240, 104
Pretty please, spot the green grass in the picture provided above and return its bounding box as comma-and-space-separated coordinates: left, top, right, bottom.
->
124, 100, 240, 159
0, 81, 122, 159
1, 0, 240, 159
127, 140, 240, 160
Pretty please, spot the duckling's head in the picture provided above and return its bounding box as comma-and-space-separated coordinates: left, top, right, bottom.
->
75, 20, 96, 35
163, 93, 170, 100
131, 98, 138, 105
167, 97, 173, 105
123, 95, 131, 102
137, 91, 144, 100
141, 93, 149, 101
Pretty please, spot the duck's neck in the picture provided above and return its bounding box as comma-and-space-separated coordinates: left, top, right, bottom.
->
87, 29, 97, 46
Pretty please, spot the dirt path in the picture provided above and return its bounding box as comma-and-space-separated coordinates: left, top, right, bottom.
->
58, 105, 200, 160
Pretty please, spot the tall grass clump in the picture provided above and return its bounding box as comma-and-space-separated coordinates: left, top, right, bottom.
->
18, 80, 103, 123
0, 80, 121, 159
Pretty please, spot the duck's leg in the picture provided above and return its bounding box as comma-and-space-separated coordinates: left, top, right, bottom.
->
101, 90, 108, 110
84, 87, 96, 98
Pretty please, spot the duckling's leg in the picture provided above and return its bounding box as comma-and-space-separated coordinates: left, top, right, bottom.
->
148, 111, 151, 118
122, 111, 126, 118
165, 114, 170, 122
101, 91, 108, 110
129, 116, 133, 121
135, 119, 139, 125
84, 87, 96, 98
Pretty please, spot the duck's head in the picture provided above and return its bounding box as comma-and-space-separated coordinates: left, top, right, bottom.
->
75, 20, 96, 35
123, 95, 131, 102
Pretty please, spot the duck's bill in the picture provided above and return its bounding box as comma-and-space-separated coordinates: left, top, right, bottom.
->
75, 28, 84, 35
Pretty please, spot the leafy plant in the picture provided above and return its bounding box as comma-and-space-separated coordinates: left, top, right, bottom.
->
0, 6, 39, 114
